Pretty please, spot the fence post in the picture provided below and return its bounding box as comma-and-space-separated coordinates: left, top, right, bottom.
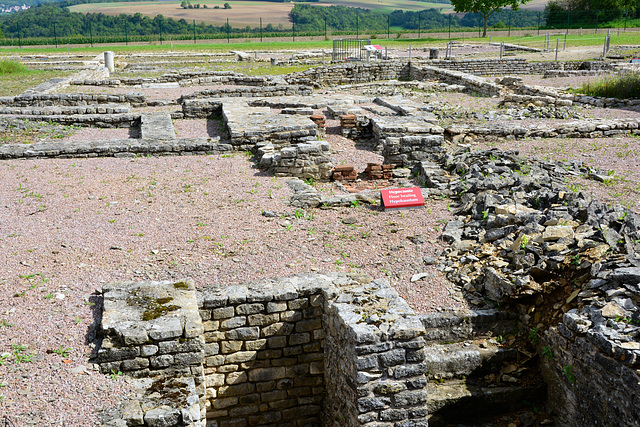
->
566, 10, 570, 34
260, 17, 262, 42
17, 21, 21, 48
624, 9, 627, 32
160, 20, 163, 45
356, 14, 359, 39
193, 19, 196, 44
537, 11, 540, 36
325, 16, 328, 39
90, 21, 93, 47
595, 9, 599, 33
292, 15, 295, 42
54, 22, 58, 49
448, 14, 451, 40
387, 15, 390, 39
418, 11, 421, 39
227, 18, 230, 43
563, 32, 567, 50
125, 21, 128, 46
555, 37, 559, 61
508, 10, 511, 37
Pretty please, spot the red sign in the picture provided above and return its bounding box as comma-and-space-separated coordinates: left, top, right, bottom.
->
380, 187, 425, 210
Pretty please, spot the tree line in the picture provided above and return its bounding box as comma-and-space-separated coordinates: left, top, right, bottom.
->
0, 0, 636, 40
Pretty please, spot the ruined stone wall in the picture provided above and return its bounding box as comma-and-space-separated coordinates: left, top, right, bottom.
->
410, 65, 504, 96
423, 58, 532, 76
287, 62, 408, 86
96, 274, 433, 427
257, 141, 334, 181
0, 92, 146, 107
541, 305, 640, 426
198, 280, 326, 427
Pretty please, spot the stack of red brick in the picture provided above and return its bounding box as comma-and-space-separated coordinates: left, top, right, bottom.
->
365, 163, 394, 179
332, 164, 358, 181
339, 114, 357, 129
310, 114, 326, 129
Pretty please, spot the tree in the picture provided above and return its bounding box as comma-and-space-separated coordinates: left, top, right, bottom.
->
180, 1, 187, 8
223, 2, 231, 9
449, 0, 530, 37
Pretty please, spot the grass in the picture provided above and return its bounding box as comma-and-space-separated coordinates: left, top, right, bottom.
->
0, 60, 73, 96
572, 71, 640, 99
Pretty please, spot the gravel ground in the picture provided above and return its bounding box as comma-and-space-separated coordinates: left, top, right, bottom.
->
0, 151, 464, 425
3, 46, 640, 424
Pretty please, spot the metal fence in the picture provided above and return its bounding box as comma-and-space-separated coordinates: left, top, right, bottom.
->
0, 7, 638, 48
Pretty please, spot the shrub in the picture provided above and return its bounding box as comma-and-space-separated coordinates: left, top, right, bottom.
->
0, 60, 28, 75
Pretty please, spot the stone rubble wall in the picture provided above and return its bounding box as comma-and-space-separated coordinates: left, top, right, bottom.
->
0, 137, 231, 160
71, 71, 278, 87
410, 65, 504, 97
0, 113, 141, 128
257, 140, 334, 181
96, 279, 207, 427
445, 118, 640, 143
286, 62, 409, 86
0, 93, 146, 107
96, 273, 432, 427
542, 304, 640, 427
179, 85, 313, 102
371, 116, 446, 168
421, 58, 532, 76
323, 280, 429, 427
0, 104, 130, 116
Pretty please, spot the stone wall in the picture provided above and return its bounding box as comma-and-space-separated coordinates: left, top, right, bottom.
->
287, 62, 409, 86
96, 279, 207, 426
257, 141, 333, 181
410, 65, 504, 96
542, 299, 640, 426
96, 273, 432, 427
198, 277, 327, 427
371, 116, 446, 168
0, 93, 146, 107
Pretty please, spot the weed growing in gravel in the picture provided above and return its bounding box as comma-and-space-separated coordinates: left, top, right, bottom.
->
110, 369, 123, 380
528, 327, 539, 347
12, 344, 34, 364
75, 315, 82, 325
0, 354, 8, 366
49, 346, 72, 358
542, 346, 554, 360
0, 319, 13, 328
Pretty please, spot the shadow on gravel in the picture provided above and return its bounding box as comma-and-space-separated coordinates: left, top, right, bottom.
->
85, 293, 105, 359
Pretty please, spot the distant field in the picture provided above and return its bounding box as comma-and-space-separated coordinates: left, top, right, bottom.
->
69, 0, 456, 27
315, 0, 453, 13
69, 1, 295, 27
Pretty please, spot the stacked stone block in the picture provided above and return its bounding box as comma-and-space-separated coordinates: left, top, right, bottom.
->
286, 62, 408, 86
410, 65, 504, 97
96, 279, 206, 426
371, 116, 445, 168
257, 141, 333, 181
323, 279, 429, 427
0, 93, 145, 107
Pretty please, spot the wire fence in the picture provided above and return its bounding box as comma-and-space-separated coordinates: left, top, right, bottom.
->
0, 7, 638, 49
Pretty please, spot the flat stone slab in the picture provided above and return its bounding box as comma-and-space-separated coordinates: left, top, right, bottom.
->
140, 112, 176, 141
